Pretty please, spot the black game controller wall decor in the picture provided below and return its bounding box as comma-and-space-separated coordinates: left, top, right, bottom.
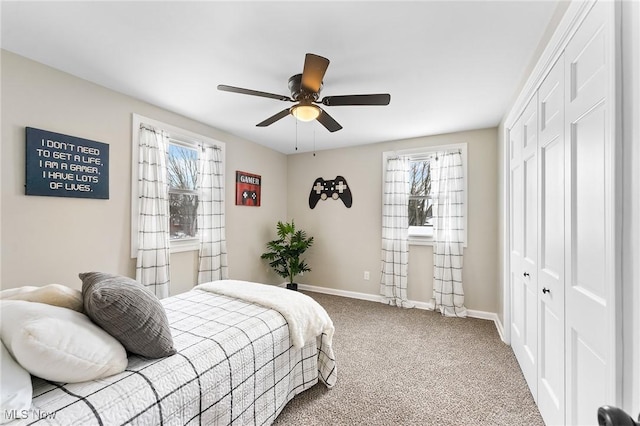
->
236, 171, 261, 206
309, 176, 352, 209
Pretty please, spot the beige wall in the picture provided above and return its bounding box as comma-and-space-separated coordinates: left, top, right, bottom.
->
1, 50, 500, 314
1, 50, 288, 293
287, 128, 499, 313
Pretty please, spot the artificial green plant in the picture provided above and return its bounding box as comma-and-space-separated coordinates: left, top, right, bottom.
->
260, 220, 314, 285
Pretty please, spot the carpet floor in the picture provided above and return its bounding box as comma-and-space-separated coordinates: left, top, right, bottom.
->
273, 291, 544, 426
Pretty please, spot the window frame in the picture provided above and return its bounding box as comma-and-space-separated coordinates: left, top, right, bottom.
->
382, 143, 468, 247
130, 114, 225, 258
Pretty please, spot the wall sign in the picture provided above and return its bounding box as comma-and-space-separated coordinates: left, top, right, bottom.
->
235, 171, 261, 206
309, 175, 352, 208
25, 127, 109, 199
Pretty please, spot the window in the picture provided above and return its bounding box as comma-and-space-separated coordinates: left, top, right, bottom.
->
167, 142, 199, 241
131, 114, 225, 257
408, 157, 434, 238
383, 144, 467, 246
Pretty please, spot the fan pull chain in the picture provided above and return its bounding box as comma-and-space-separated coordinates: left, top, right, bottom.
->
295, 118, 298, 151
313, 126, 316, 157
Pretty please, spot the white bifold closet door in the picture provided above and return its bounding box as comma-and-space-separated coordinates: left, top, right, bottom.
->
564, 1, 616, 424
510, 93, 539, 400
509, 2, 616, 424
537, 53, 566, 426
510, 60, 567, 426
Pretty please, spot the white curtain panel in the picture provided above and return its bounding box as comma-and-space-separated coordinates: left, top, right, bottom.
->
380, 156, 414, 308
197, 145, 228, 283
431, 150, 467, 317
136, 126, 171, 299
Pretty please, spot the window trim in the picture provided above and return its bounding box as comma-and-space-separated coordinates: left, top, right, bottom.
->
382, 143, 468, 247
130, 113, 225, 258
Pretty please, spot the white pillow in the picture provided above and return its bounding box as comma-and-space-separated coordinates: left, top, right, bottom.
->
0, 284, 83, 312
0, 341, 32, 424
0, 300, 128, 383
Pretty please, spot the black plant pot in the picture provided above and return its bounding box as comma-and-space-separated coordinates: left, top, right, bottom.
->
286, 283, 298, 291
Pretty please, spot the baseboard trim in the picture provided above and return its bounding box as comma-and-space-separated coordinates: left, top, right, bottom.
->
296, 283, 383, 303
494, 318, 506, 343
296, 283, 504, 341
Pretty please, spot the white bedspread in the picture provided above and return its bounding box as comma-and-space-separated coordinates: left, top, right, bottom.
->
14, 288, 336, 425
196, 280, 335, 349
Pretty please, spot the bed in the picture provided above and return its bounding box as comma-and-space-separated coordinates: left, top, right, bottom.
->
1, 279, 337, 425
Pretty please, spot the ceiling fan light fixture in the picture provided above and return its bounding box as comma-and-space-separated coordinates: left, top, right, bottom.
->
291, 104, 321, 122
218, 53, 390, 132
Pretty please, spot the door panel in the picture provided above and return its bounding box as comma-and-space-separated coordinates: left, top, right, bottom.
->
523, 149, 538, 370
574, 106, 607, 297
510, 95, 538, 399
538, 54, 565, 426
540, 305, 563, 403
510, 124, 524, 344
573, 330, 607, 426
564, 1, 615, 423
524, 155, 537, 268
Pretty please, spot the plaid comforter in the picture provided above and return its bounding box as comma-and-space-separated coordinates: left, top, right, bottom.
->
11, 289, 336, 425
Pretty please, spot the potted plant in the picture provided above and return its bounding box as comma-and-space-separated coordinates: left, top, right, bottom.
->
261, 220, 314, 290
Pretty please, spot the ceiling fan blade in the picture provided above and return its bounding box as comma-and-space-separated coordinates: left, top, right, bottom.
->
320, 93, 391, 106
301, 53, 330, 93
256, 109, 291, 127
217, 85, 292, 102
316, 108, 343, 132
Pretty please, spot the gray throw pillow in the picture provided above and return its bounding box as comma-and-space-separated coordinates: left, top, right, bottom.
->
80, 272, 176, 359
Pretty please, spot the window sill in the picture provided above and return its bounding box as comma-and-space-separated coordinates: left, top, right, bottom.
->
408, 237, 435, 246
408, 237, 469, 248
170, 238, 199, 254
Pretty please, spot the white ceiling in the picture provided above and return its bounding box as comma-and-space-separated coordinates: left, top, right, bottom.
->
1, 1, 562, 154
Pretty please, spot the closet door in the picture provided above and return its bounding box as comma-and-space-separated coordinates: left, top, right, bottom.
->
510, 95, 539, 398
564, 1, 616, 424
537, 54, 566, 426
509, 115, 526, 389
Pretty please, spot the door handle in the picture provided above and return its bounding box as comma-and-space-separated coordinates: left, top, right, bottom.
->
597, 405, 640, 426
523, 272, 530, 277
542, 287, 550, 294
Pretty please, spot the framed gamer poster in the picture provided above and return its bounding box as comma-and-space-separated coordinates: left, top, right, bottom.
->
25, 127, 109, 199
236, 171, 261, 206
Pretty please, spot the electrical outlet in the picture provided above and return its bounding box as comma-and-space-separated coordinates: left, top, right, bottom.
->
364, 271, 370, 280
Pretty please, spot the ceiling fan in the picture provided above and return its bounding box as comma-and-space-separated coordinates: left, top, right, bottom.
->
217, 53, 391, 133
